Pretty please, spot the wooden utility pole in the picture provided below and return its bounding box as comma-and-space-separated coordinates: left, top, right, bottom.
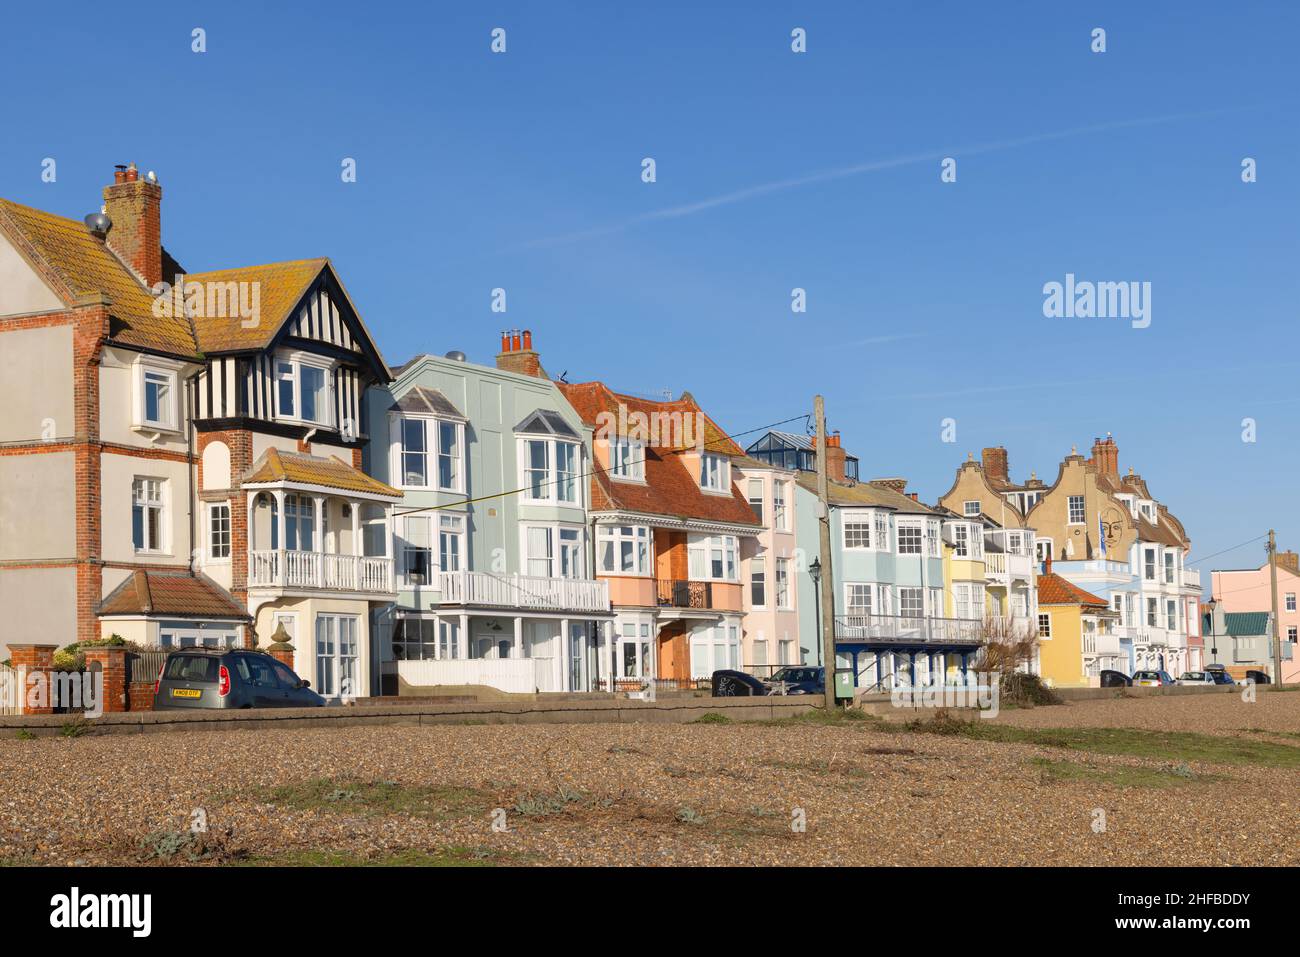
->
1269, 529, 1284, 685
814, 396, 837, 710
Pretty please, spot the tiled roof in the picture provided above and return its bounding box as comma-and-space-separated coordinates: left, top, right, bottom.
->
793, 473, 937, 515
0, 198, 199, 358
557, 381, 760, 527
98, 571, 248, 619
390, 386, 465, 420
242, 448, 400, 498
1037, 571, 1109, 607
1137, 514, 1184, 548
515, 408, 579, 438
185, 258, 327, 353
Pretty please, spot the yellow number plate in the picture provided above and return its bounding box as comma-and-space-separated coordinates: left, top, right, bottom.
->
171, 688, 202, 699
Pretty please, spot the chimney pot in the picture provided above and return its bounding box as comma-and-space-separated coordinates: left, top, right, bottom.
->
113, 164, 127, 184
511, 331, 522, 352
522, 329, 533, 351
500, 332, 510, 353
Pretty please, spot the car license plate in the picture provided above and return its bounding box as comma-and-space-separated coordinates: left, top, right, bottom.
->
171, 688, 201, 699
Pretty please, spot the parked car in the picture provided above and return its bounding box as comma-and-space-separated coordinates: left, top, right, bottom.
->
1099, 670, 1131, 687
1131, 670, 1176, 687
154, 648, 325, 710
1176, 671, 1216, 686
1204, 664, 1236, 685
1245, 669, 1271, 685
765, 666, 825, 695
710, 670, 769, 697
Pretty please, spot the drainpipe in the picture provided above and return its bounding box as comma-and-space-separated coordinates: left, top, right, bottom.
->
187, 375, 197, 575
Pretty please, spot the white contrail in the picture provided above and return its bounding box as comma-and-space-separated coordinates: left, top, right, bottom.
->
520, 108, 1233, 249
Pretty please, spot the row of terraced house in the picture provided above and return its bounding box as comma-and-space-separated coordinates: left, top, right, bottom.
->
1, 166, 1293, 704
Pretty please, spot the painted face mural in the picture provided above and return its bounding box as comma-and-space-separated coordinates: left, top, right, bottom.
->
1100, 506, 1124, 547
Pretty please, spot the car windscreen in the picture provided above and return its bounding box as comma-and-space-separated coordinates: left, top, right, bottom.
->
1132, 671, 1158, 679
163, 654, 220, 683
1181, 672, 1206, 680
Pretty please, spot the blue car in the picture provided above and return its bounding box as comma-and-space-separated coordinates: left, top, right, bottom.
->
765, 666, 825, 695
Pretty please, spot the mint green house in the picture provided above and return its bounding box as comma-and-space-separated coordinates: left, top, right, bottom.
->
363, 343, 612, 695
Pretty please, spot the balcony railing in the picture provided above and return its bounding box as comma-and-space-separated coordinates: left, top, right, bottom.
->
248, 549, 394, 593
436, 570, 610, 613
655, 579, 713, 609
1082, 629, 1122, 657
834, 614, 983, 646
985, 552, 1035, 582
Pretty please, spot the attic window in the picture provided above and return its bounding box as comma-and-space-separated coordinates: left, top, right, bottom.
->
701, 453, 729, 492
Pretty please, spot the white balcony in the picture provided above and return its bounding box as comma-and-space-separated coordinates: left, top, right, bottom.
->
249, 549, 394, 595
985, 551, 1035, 584
434, 570, 610, 614
835, 614, 983, 646
1082, 627, 1122, 657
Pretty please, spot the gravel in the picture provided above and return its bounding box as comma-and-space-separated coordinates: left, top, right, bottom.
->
1, 692, 1295, 867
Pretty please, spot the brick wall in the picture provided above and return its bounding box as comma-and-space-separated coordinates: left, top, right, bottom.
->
198, 429, 253, 603
73, 302, 108, 645
83, 646, 127, 713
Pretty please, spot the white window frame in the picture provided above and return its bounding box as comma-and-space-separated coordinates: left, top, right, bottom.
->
133, 357, 181, 433
773, 481, 789, 531
391, 414, 465, 493
896, 519, 923, 556
609, 438, 645, 482
845, 582, 874, 617
775, 557, 791, 609
314, 613, 359, 698
700, 453, 730, 493
1067, 495, 1086, 525
521, 522, 585, 579
750, 555, 767, 609
519, 437, 582, 506
687, 533, 739, 582
206, 501, 231, 562
689, 621, 740, 677
1038, 613, 1052, 639
132, 477, 168, 554
963, 500, 980, 517
842, 509, 874, 550
274, 351, 335, 428
1035, 537, 1053, 562
747, 478, 764, 523
596, 524, 652, 577
1286, 593, 1296, 613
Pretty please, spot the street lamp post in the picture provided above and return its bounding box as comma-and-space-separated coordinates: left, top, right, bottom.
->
809, 558, 823, 667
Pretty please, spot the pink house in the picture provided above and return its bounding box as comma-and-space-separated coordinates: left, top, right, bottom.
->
1210, 550, 1300, 683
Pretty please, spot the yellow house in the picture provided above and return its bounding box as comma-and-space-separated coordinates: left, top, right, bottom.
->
1036, 557, 1121, 687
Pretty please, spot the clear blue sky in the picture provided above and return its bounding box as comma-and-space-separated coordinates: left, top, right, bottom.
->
3, 1, 1297, 579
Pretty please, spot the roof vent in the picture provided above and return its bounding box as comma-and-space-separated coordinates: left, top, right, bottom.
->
84, 206, 112, 238
444, 350, 467, 362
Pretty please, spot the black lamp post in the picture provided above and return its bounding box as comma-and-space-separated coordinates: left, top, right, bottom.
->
809, 558, 823, 667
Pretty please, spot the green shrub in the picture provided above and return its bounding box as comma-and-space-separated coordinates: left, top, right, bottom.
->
998, 672, 1063, 707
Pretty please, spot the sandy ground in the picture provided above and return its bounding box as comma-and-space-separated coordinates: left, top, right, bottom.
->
1, 692, 1295, 867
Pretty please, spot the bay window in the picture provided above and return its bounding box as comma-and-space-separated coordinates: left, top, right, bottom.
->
689, 622, 740, 677
598, 525, 651, 576
314, 614, 358, 697
400, 516, 433, 585
275, 354, 333, 426
394, 416, 464, 492
688, 533, 738, 581
897, 521, 922, 555
899, 586, 924, 618
521, 438, 581, 505
523, 524, 584, 578
844, 510, 873, 549
285, 494, 315, 551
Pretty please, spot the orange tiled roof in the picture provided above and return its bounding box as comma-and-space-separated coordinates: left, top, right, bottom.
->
1037, 571, 1109, 607
242, 448, 401, 498
557, 381, 759, 527
185, 258, 327, 352
0, 198, 199, 357
98, 571, 248, 619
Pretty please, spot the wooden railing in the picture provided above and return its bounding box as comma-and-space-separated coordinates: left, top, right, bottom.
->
248, 549, 394, 593
655, 579, 712, 609
435, 571, 610, 613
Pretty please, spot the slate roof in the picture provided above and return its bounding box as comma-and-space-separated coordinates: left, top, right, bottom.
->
793, 473, 938, 515
97, 571, 249, 619
389, 386, 465, 420
515, 408, 579, 438
242, 448, 400, 498
556, 381, 760, 527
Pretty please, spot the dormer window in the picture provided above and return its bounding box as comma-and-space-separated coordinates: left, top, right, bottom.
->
275, 352, 334, 427
132, 357, 181, 433
609, 437, 645, 481
701, 453, 729, 492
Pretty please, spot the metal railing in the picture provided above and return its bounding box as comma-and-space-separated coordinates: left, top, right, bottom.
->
655, 579, 713, 609
248, 549, 394, 593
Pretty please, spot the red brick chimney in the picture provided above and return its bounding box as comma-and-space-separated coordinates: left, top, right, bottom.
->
495, 328, 546, 378
981, 447, 1009, 485
823, 432, 848, 482
1277, 550, 1299, 575
103, 162, 163, 288
1090, 433, 1119, 476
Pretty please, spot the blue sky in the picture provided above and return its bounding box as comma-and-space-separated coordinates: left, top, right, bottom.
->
3, 1, 1297, 579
